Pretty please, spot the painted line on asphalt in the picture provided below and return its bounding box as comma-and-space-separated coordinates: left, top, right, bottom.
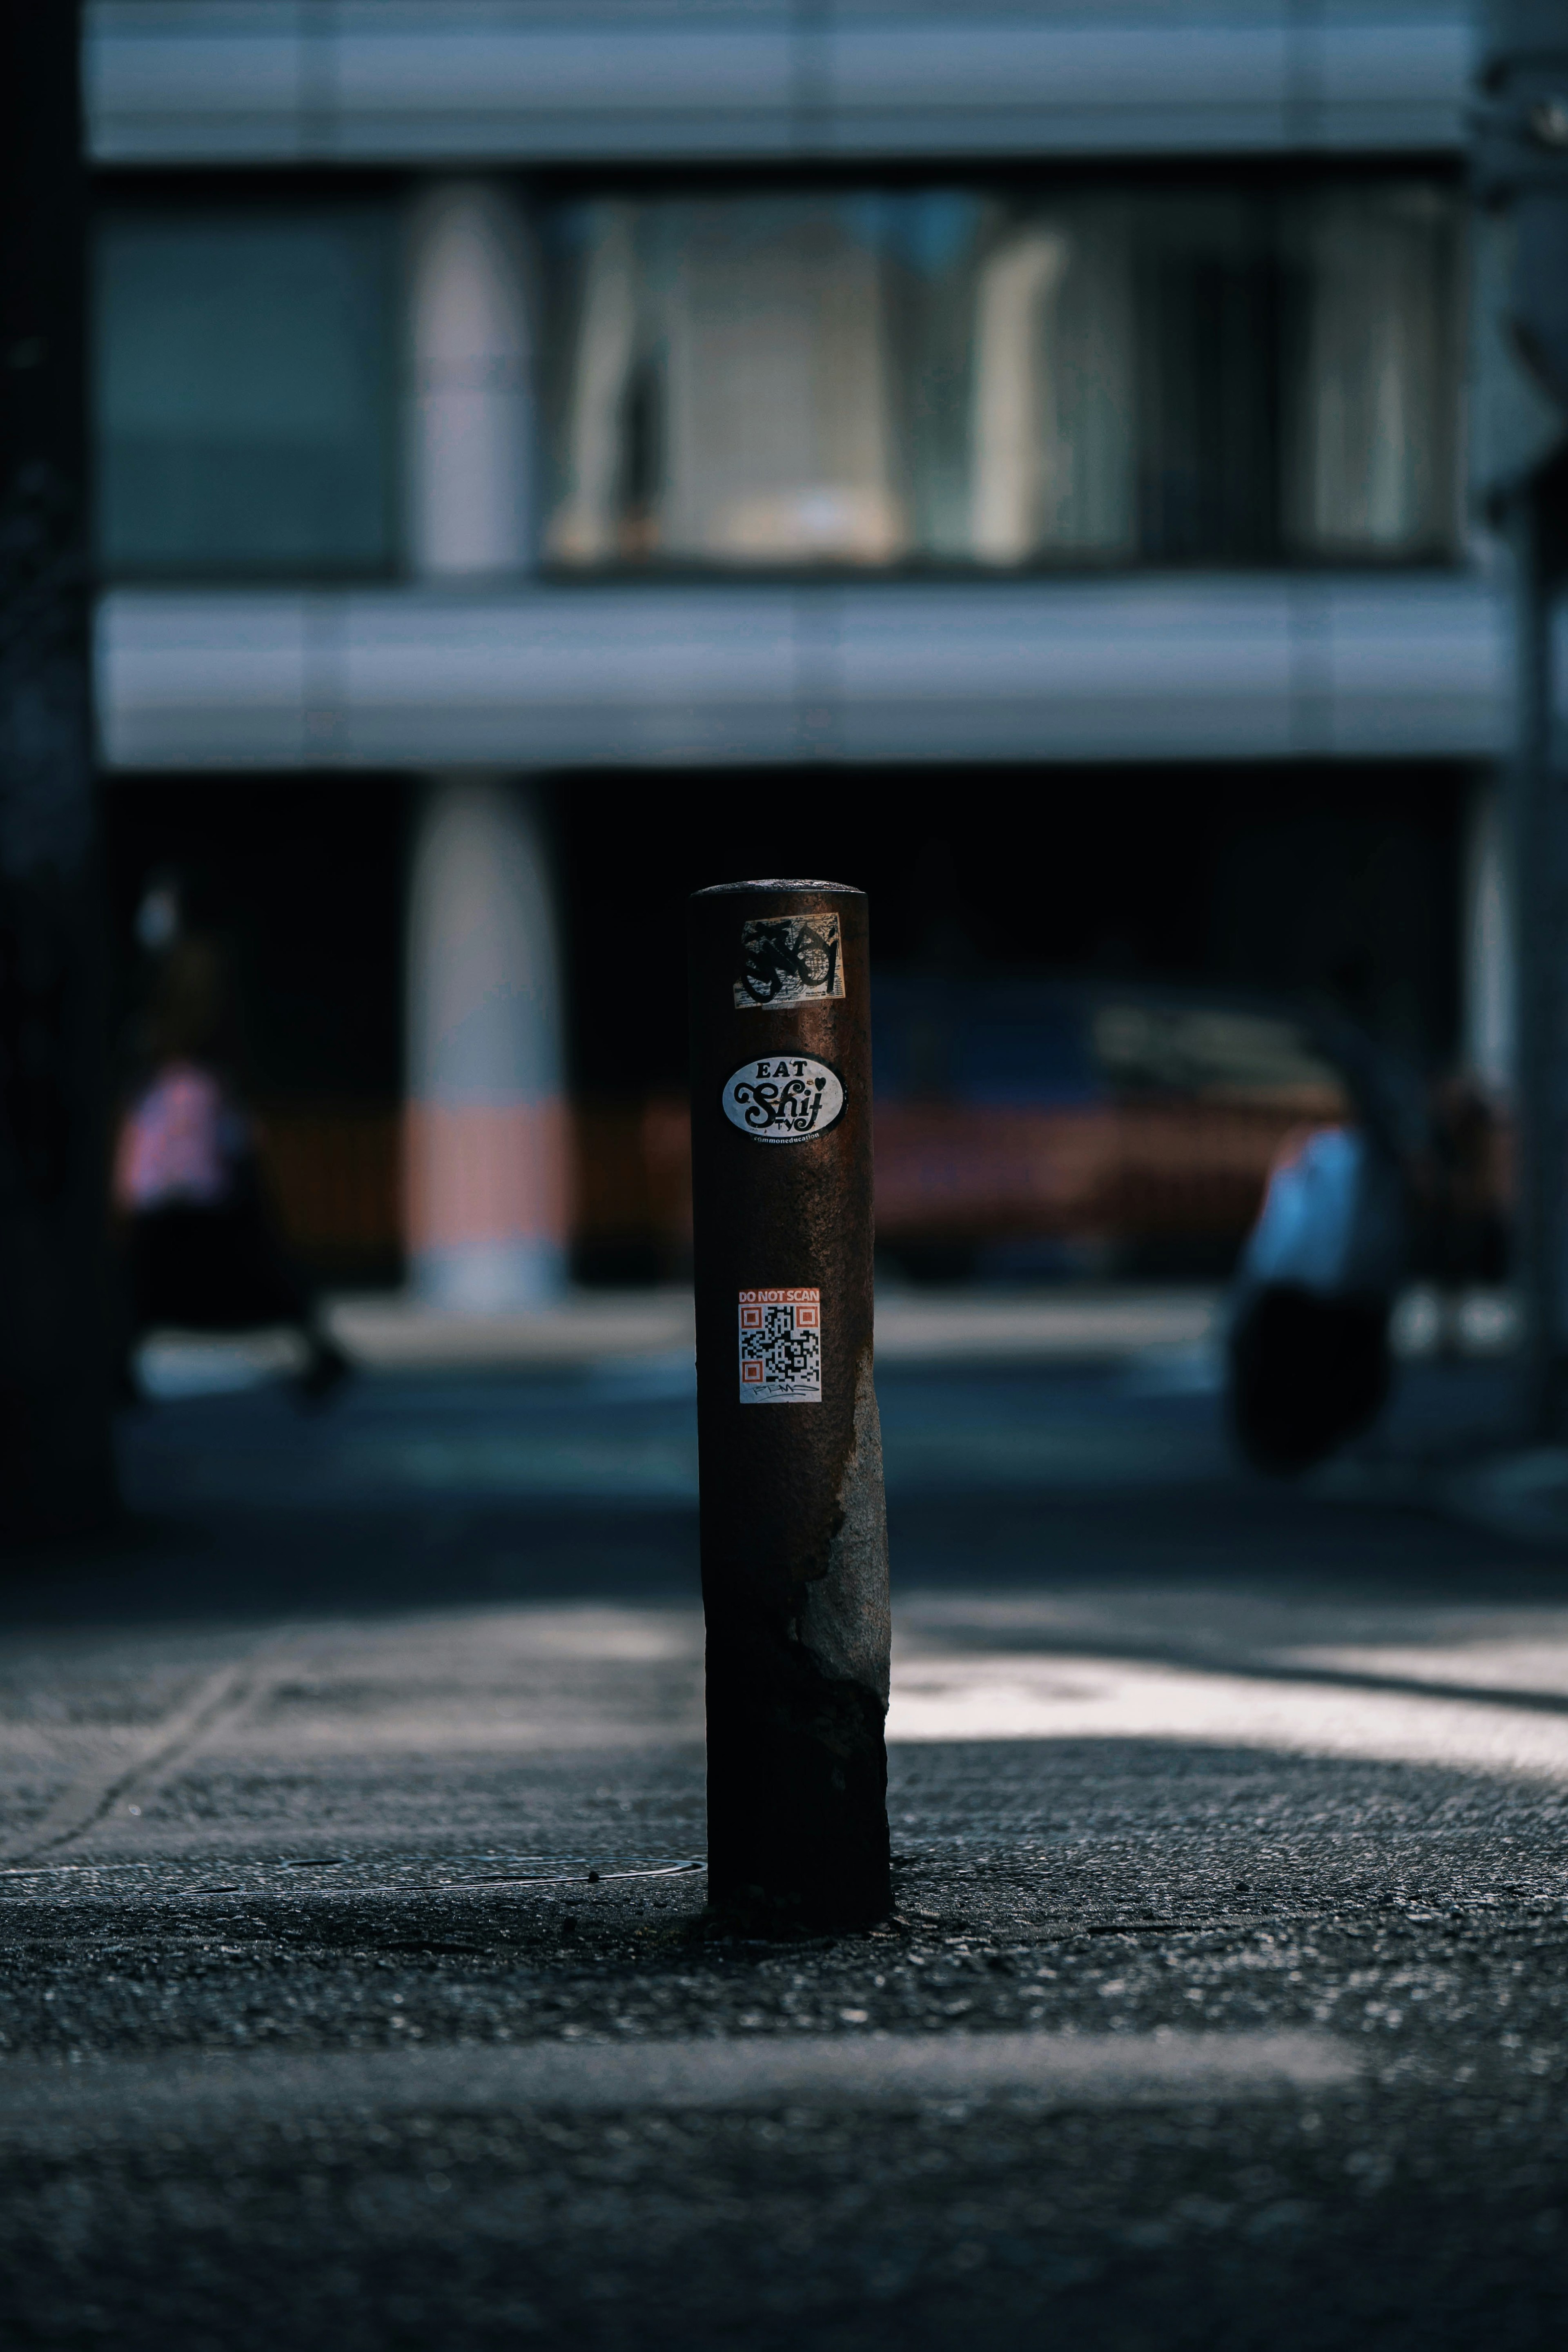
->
0, 2031, 1354, 2144
886, 1649, 1568, 1781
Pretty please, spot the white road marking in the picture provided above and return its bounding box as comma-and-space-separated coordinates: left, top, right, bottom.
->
887, 1648, 1568, 1780
0, 2030, 1355, 2142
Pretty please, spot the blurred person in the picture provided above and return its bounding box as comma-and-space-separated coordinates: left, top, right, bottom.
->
1228, 1121, 1406, 1474
1421, 1074, 1509, 1356
114, 938, 350, 1403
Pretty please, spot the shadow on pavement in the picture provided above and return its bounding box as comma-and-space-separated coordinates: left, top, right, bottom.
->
0, 1355, 1560, 1641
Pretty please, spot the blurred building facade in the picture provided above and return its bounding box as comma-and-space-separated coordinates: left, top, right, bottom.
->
89, 0, 1504, 1298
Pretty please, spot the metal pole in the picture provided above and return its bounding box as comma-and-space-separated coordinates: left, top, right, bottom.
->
688, 880, 891, 1931
0, 0, 117, 1539
1473, 2, 1568, 1438
1507, 483, 1566, 1437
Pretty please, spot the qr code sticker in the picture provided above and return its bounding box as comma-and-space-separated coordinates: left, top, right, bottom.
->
737, 1288, 822, 1404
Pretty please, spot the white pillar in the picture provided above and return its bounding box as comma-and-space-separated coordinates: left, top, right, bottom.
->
1463, 775, 1515, 1100
402, 183, 566, 1306
969, 231, 1069, 564
406, 180, 534, 577
405, 776, 568, 1309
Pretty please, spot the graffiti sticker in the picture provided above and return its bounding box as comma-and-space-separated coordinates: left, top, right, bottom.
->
733, 914, 844, 1009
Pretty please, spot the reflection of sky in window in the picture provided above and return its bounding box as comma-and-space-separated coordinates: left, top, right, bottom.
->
550, 203, 596, 256
99, 216, 385, 441
891, 191, 986, 277
834, 191, 897, 253
550, 188, 984, 274
97, 209, 393, 571
541, 180, 1456, 570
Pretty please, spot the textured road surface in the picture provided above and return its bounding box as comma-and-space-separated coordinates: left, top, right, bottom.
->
4, 1341, 1568, 2348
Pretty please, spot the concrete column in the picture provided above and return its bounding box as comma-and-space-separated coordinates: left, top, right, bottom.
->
406, 180, 534, 577
405, 775, 568, 1309
401, 185, 568, 1307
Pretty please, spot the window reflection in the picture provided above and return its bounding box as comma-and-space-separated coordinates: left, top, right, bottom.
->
543, 178, 1458, 574
1285, 184, 1459, 558
971, 204, 1135, 561
548, 196, 913, 566
96, 208, 395, 578
91, 176, 1460, 582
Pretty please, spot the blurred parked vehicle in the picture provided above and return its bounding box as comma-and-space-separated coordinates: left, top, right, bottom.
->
565, 976, 1454, 1289
868, 977, 1424, 1284
238, 976, 1504, 1296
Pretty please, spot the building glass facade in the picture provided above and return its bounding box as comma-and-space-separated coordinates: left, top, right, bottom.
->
83, 2, 1496, 1293
94, 171, 1461, 585
96, 205, 397, 577
541, 175, 1461, 575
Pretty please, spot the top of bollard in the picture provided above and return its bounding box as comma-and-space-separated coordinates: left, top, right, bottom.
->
692, 879, 863, 896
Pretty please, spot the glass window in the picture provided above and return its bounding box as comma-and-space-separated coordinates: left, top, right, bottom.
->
542, 178, 1459, 575
547, 195, 915, 567
1283, 183, 1460, 559
1135, 196, 1277, 562
968, 199, 1136, 563
96, 208, 395, 578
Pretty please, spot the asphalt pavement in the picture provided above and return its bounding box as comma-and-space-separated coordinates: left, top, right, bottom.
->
3, 1304, 1568, 2349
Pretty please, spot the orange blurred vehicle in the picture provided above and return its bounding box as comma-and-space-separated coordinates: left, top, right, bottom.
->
558, 981, 1494, 1292
866, 978, 1431, 1285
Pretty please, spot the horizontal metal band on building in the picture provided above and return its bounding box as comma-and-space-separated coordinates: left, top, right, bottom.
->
96, 575, 1508, 771
87, 2, 1472, 167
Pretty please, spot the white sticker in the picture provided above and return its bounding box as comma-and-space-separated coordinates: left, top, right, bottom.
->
722, 1057, 844, 1143
738, 1289, 822, 1403
734, 914, 844, 1009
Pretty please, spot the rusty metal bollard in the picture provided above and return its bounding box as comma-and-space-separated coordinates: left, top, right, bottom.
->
687, 880, 891, 1931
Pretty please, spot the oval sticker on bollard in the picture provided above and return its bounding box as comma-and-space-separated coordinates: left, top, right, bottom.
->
721, 1056, 845, 1142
